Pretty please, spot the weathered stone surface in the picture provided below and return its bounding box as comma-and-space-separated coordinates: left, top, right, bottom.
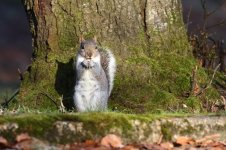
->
37, 115, 226, 143
0, 113, 225, 144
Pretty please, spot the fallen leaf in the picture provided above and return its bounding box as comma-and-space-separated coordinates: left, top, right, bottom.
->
142, 143, 167, 150
193, 83, 201, 95
198, 59, 203, 66
196, 134, 220, 143
0, 136, 8, 147
16, 133, 31, 143
176, 136, 194, 146
160, 142, 174, 150
100, 134, 124, 148
84, 140, 97, 147
200, 139, 214, 147
182, 104, 188, 108
14, 138, 51, 150
121, 145, 139, 150
13, 140, 32, 150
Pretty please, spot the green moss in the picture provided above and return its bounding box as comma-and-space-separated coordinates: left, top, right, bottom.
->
215, 72, 226, 87
185, 97, 202, 112
0, 112, 164, 143
179, 119, 197, 135
0, 112, 225, 143
0, 113, 57, 142
161, 122, 174, 141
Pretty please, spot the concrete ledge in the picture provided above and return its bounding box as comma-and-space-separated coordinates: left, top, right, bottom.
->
0, 113, 225, 144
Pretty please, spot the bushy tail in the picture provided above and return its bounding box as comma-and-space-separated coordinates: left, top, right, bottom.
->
99, 48, 116, 96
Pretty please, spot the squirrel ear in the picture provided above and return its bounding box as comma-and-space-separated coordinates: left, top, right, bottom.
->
79, 35, 85, 43
93, 35, 97, 43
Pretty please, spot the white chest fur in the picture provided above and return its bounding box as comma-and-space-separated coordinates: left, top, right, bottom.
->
74, 70, 108, 112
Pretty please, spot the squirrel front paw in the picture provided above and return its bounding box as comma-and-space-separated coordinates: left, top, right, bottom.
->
81, 60, 95, 69
81, 60, 89, 68
89, 60, 95, 68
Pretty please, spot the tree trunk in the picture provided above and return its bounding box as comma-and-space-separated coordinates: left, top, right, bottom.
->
20, 0, 192, 111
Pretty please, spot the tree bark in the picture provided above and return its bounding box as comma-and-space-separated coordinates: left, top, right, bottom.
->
20, 0, 184, 110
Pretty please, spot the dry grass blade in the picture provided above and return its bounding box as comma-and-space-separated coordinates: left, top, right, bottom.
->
196, 64, 221, 96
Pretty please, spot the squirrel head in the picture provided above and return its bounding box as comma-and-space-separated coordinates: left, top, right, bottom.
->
78, 36, 99, 60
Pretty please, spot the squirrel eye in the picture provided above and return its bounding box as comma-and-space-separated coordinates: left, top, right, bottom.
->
95, 46, 98, 49
81, 44, 84, 49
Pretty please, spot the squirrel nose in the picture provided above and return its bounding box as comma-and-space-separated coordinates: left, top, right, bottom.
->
86, 55, 91, 59
86, 51, 92, 59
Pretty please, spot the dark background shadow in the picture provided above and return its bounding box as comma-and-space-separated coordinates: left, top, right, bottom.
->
55, 58, 75, 110
182, 0, 226, 70
0, 0, 32, 106
182, 0, 226, 40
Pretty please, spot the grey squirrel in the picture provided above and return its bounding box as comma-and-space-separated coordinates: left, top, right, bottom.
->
73, 36, 116, 112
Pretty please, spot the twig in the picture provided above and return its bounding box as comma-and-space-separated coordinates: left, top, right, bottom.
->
200, 0, 226, 31
59, 95, 66, 113
7, 89, 19, 103
206, 19, 226, 30
190, 66, 198, 96
17, 68, 24, 80
168, 107, 176, 112
2, 89, 19, 108
206, 1, 226, 17
39, 92, 59, 108
185, 4, 193, 29
195, 64, 221, 96
220, 96, 226, 110
157, 134, 163, 145
201, 0, 207, 30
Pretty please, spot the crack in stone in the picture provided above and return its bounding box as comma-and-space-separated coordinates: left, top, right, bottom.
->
143, 0, 151, 41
